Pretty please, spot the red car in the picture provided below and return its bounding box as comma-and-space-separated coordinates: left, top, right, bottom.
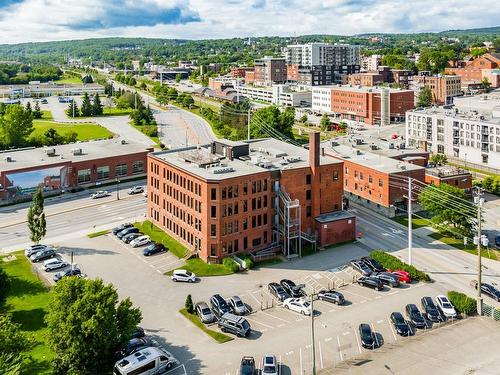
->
387, 269, 411, 283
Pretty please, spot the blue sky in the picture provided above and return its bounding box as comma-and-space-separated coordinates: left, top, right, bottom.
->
0, 0, 499, 43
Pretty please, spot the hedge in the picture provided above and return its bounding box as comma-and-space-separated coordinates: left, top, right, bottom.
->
370, 250, 431, 282
241, 256, 254, 270
447, 291, 477, 315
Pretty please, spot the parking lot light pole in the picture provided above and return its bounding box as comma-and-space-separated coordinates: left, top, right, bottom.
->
116, 178, 120, 200
311, 292, 316, 375
474, 187, 484, 315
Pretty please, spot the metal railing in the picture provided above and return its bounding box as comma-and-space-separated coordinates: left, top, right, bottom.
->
482, 303, 500, 322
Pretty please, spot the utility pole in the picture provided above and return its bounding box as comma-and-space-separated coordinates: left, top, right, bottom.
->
474, 187, 484, 315
116, 178, 120, 201
408, 176, 413, 265
247, 108, 251, 141
311, 291, 316, 375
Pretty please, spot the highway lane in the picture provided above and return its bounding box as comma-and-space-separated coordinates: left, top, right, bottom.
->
0, 194, 146, 253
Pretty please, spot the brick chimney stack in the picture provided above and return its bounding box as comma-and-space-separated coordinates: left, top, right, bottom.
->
309, 132, 320, 170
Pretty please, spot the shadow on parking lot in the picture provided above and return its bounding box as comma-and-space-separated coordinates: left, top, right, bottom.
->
57, 245, 117, 257
278, 364, 292, 375
248, 330, 263, 340
147, 333, 203, 375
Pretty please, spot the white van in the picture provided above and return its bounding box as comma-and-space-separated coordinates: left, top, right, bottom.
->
113, 347, 178, 375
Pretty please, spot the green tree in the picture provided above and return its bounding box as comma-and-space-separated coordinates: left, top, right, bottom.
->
0, 104, 34, 149
66, 101, 79, 117
320, 114, 331, 131
175, 73, 182, 83
300, 114, 308, 124
64, 131, 78, 144
182, 94, 194, 108
33, 101, 42, 119
417, 87, 433, 107
92, 93, 103, 116
418, 183, 474, 237
80, 93, 93, 117
46, 277, 142, 375
470, 47, 488, 58
0, 267, 10, 305
185, 294, 194, 314
139, 81, 147, 90
430, 153, 448, 165
82, 75, 93, 84
25, 101, 32, 115
44, 128, 62, 146
27, 185, 46, 244
481, 77, 491, 90
250, 106, 295, 139
0, 315, 33, 375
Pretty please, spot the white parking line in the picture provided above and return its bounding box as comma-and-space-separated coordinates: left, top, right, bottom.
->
325, 337, 333, 342
244, 316, 275, 329
341, 288, 373, 301
318, 340, 324, 369
354, 328, 362, 354
337, 336, 342, 361
299, 347, 303, 374
377, 319, 384, 324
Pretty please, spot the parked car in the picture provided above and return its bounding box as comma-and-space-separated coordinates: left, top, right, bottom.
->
128, 186, 144, 195
210, 294, 231, 319
436, 295, 457, 319
280, 279, 306, 298
117, 337, 154, 359
317, 290, 345, 305
495, 234, 500, 249
268, 282, 290, 302
350, 259, 372, 276
143, 243, 166, 256
228, 296, 246, 315
122, 232, 142, 244
195, 302, 216, 324
171, 269, 196, 283
421, 296, 443, 322
360, 257, 385, 272
90, 190, 109, 199
117, 227, 139, 239
130, 235, 150, 248
358, 323, 376, 349
218, 313, 251, 337
387, 269, 411, 283
25, 244, 51, 257
471, 280, 500, 302
53, 267, 82, 282
131, 326, 145, 339
390, 312, 412, 336
30, 248, 56, 262
405, 304, 427, 329
373, 272, 400, 288
239, 356, 256, 375
43, 258, 68, 271
283, 298, 312, 315
112, 223, 133, 235
41, 98, 48, 104
357, 276, 383, 291
261, 354, 278, 375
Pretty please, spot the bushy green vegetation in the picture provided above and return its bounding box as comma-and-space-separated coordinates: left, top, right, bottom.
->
0, 63, 62, 84
133, 221, 187, 258
370, 250, 431, 282
169, 258, 235, 277
447, 291, 477, 315
179, 308, 233, 343
87, 229, 110, 238
222, 257, 240, 273
474, 175, 500, 195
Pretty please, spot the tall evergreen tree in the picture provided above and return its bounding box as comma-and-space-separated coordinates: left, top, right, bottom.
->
25, 101, 32, 115
80, 93, 93, 116
416, 86, 433, 107
66, 101, 79, 117
33, 101, 42, 119
92, 93, 103, 116
27, 185, 46, 244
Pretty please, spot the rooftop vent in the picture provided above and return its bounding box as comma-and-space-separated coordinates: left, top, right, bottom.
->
71, 148, 83, 155
45, 148, 56, 156
4, 156, 13, 162
286, 156, 301, 163
212, 166, 234, 174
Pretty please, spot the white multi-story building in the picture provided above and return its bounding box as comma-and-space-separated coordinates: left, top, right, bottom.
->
360, 54, 382, 72
406, 96, 500, 170
311, 87, 332, 113
235, 84, 311, 107
285, 43, 360, 67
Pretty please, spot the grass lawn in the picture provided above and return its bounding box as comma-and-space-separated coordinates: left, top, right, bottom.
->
392, 215, 430, 229
88, 229, 110, 238
429, 232, 500, 261
168, 258, 235, 277
0, 251, 54, 374
31, 120, 113, 141
54, 74, 82, 84
41, 110, 53, 120
78, 107, 133, 119
134, 221, 188, 258
130, 123, 161, 146
179, 308, 233, 344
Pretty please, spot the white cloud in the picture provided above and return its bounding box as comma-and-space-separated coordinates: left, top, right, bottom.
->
0, 0, 498, 44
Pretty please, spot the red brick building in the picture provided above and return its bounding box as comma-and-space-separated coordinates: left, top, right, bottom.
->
147, 135, 354, 262
445, 53, 500, 87
230, 67, 254, 78
0, 140, 152, 201
424, 166, 472, 192
412, 75, 462, 105
287, 64, 300, 82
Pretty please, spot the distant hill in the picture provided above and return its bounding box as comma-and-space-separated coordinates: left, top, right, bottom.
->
440, 26, 500, 35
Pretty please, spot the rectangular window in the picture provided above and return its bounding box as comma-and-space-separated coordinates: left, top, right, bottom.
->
132, 160, 144, 174
306, 174, 311, 184
252, 181, 257, 194
333, 171, 339, 180
210, 224, 216, 237
369, 175, 373, 183
221, 188, 227, 200
211, 188, 216, 200
252, 216, 256, 228
228, 186, 233, 199
252, 198, 256, 210
234, 203, 239, 214
306, 206, 312, 217
243, 200, 248, 212
96, 166, 109, 180
252, 238, 262, 247
263, 214, 267, 225
244, 237, 248, 249
378, 179, 383, 187
210, 206, 216, 218
243, 183, 248, 195
77, 169, 91, 183
263, 179, 268, 191
243, 218, 248, 230
306, 190, 312, 200
115, 163, 127, 176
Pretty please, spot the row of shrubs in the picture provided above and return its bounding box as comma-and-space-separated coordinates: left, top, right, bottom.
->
370, 250, 431, 282
447, 291, 477, 316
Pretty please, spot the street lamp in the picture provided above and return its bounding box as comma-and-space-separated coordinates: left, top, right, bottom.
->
116, 177, 120, 200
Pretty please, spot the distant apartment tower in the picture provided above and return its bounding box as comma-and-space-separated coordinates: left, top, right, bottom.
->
312, 85, 415, 125
411, 75, 462, 105
254, 57, 287, 85
360, 55, 382, 72
285, 43, 360, 67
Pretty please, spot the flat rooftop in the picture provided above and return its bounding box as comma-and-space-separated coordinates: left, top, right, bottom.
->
316, 210, 355, 223
151, 138, 342, 181
408, 105, 500, 125
425, 165, 471, 178
322, 141, 424, 174
312, 84, 413, 94
0, 139, 151, 172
